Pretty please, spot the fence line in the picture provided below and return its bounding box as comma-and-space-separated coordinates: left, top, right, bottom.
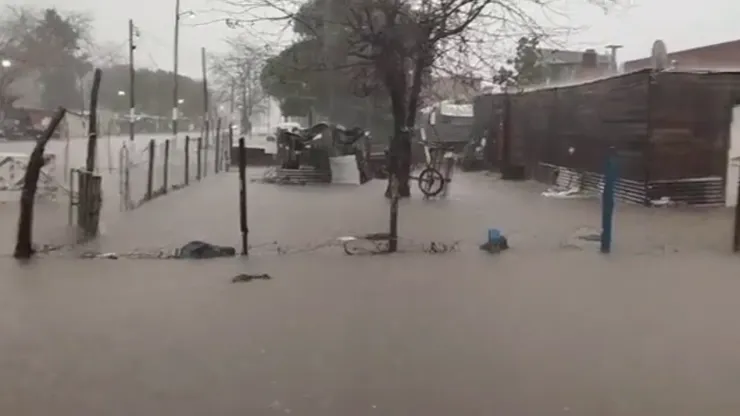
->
118, 132, 230, 211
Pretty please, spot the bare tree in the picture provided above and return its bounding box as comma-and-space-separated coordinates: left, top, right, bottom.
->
210, 34, 270, 133
89, 41, 126, 68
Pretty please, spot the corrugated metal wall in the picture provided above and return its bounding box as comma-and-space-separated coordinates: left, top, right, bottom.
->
499, 70, 651, 181
474, 70, 740, 205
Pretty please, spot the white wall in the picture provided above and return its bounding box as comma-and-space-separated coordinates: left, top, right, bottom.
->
726, 106, 740, 207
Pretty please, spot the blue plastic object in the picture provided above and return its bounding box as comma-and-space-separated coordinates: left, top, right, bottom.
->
488, 228, 502, 244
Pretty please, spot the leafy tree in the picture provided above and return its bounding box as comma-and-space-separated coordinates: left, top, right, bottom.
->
0, 7, 42, 110
260, 38, 323, 116
96, 64, 206, 120
495, 35, 546, 88
19, 8, 93, 109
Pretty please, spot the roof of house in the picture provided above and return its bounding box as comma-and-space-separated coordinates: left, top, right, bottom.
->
623, 39, 740, 71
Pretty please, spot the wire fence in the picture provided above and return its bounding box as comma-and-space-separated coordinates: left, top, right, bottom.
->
119, 132, 231, 211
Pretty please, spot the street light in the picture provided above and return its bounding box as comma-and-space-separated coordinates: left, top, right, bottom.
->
117, 90, 126, 96
172, 2, 197, 139
178, 98, 185, 105
1, 59, 11, 68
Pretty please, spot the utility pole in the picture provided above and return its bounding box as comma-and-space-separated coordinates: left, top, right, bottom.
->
172, 0, 181, 139
229, 78, 235, 129
128, 19, 136, 142
201, 47, 209, 141
323, 0, 335, 122
240, 65, 248, 135
246, 64, 252, 137
606, 44, 623, 73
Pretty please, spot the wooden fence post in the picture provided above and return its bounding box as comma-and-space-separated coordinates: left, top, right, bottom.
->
68, 168, 75, 225
203, 136, 209, 178
146, 139, 155, 200
77, 172, 102, 239
215, 118, 222, 173
88, 174, 102, 237
733, 174, 740, 252
85, 69, 102, 174
77, 171, 89, 236
226, 124, 233, 172
163, 139, 170, 193
13, 107, 66, 259
184, 135, 190, 186
197, 137, 203, 181
238, 137, 248, 255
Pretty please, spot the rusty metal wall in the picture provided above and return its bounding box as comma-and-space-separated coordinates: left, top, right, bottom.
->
474, 70, 740, 205
499, 70, 651, 180
648, 71, 740, 182
473, 93, 505, 167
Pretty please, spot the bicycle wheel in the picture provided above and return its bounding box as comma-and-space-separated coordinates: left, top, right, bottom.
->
417, 167, 445, 197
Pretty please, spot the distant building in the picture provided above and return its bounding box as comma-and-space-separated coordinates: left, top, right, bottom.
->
538, 49, 612, 84
623, 39, 740, 72
426, 76, 482, 102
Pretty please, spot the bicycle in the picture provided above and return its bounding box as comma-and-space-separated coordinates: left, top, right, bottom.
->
411, 140, 456, 197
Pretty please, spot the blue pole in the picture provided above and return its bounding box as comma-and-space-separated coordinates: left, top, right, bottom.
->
601, 147, 616, 253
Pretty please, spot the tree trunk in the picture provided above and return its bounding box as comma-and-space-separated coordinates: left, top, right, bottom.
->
384, 127, 412, 198
383, 53, 428, 199
85, 69, 102, 173
384, 83, 411, 198
14, 107, 67, 259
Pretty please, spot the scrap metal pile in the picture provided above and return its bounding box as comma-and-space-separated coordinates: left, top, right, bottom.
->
268, 122, 372, 185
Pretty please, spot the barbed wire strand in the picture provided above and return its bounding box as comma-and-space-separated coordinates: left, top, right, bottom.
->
28, 236, 462, 260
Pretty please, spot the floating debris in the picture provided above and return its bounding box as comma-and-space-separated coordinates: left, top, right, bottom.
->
542, 186, 590, 199
480, 228, 509, 254
577, 233, 601, 242
232, 273, 272, 283
650, 196, 675, 207
176, 241, 236, 259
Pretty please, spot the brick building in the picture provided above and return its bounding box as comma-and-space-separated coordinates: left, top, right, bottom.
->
624, 39, 740, 72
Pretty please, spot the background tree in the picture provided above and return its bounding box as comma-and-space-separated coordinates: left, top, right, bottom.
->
0, 4, 207, 125
494, 35, 545, 88
0, 7, 39, 110
89, 41, 126, 68
21, 8, 93, 110
97, 65, 206, 120
0, 6, 94, 111
210, 35, 269, 132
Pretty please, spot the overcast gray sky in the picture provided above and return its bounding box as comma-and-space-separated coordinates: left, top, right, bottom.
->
4, 0, 740, 79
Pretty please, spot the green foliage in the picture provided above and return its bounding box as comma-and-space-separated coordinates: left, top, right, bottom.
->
97, 65, 205, 119
495, 35, 546, 88
259, 0, 379, 121
292, 0, 327, 37
0, 6, 204, 116
23, 8, 93, 109
260, 38, 324, 116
